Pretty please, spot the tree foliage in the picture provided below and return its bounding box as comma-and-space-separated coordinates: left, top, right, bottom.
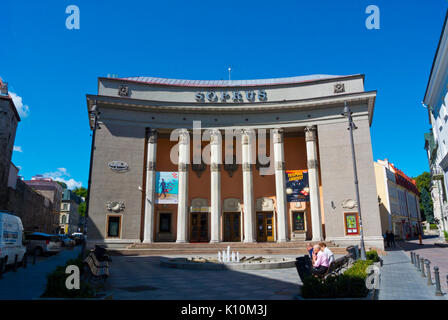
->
414, 172, 434, 223
56, 181, 67, 189
78, 202, 86, 217
73, 187, 88, 199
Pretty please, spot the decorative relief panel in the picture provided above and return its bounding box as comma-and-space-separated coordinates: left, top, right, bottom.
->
334, 83, 345, 94
106, 201, 125, 213
256, 197, 274, 212
341, 199, 357, 209
118, 85, 129, 97
223, 198, 241, 212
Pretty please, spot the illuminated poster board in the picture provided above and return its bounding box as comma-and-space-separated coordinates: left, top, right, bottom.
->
285, 170, 309, 202
155, 171, 178, 204
344, 212, 360, 235
292, 211, 305, 231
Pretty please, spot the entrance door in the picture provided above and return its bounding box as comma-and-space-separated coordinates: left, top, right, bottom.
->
190, 212, 208, 242
223, 212, 241, 242
256, 212, 275, 242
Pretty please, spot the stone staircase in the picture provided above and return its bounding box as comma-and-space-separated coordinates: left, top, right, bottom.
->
107, 241, 347, 256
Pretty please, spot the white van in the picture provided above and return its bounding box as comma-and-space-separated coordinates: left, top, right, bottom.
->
0, 211, 27, 268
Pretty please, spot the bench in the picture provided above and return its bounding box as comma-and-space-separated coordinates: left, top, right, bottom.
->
295, 253, 352, 282
83, 246, 111, 282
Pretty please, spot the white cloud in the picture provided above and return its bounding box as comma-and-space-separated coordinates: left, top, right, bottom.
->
9, 92, 30, 117
43, 168, 82, 190
13, 146, 23, 152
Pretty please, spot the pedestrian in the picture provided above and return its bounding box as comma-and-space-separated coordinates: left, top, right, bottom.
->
390, 230, 396, 248
385, 230, 390, 248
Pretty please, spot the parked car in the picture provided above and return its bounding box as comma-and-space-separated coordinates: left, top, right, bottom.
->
26, 232, 62, 256
0, 211, 27, 269
71, 232, 85, 245
58, 234, 75, 247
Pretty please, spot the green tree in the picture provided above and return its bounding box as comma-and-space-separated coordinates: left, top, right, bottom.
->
73, 187, 87, 199
78, 202, 86, 217
414, 172, 434, 223
57, 181, 67, 189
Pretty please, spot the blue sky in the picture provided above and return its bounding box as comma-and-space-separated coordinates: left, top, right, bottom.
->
1, 0, 446, 188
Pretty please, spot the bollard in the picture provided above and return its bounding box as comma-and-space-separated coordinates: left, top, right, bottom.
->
13, 255, 18, 272
421, 257, 426, 277
426, 260, 432, 285
416, 254, 420, 271
411, 252, 414, 265
434, 266, 443, 296
446, 275, 448, 292
23, 253, 27, 269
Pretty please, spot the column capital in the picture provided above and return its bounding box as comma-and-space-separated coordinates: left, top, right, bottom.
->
148, 129, 158, 144
275, 161, 285, 171
304, 125, 317, 142
272, 128, 284, 144
211, 163, 221, 172
178, 129, 190, 145
241, 129, 255, 145
210, 129, 221, 145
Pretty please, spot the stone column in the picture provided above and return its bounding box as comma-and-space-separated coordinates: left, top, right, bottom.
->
143, 129, 157, 243
242, 129, 256, 242
210, 129, 222, 243
305, 125, 323, 241
176, 129, 190, 243
273, 128, 288, 242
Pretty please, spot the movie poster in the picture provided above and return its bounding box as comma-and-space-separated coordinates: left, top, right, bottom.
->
285, 170, 309, 202
155, 171, 179, 204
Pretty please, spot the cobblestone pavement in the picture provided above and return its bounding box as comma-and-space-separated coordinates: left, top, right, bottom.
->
394, 236, 448, 294
378, 238, 447, 300
104, 255, 311, 300
0, 246, 81, 300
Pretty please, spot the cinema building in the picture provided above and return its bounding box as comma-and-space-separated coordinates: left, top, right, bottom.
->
85, 74, 384, 250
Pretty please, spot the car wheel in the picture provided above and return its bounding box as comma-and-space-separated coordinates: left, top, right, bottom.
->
34, 247, 43, 256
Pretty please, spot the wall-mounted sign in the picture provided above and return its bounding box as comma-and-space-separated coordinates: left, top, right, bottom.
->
344, 212, 360, 235
108, 161, 129, 173
155, 172, 179, 204
195, 90, 267, 103
292, 211, 306, 231
285, 170, 309, 202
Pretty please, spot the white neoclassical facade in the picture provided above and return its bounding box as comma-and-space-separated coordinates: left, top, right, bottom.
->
85, 74, 384, 250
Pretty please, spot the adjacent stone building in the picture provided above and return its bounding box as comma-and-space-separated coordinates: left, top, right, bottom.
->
423, 10, 448, 238
60, 189, 82, 234
0, 79, 20, 209
374, 159, 422, 240
85, 74, 384, 250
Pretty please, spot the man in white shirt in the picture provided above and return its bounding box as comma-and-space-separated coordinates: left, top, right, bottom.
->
320, 242, 334, 265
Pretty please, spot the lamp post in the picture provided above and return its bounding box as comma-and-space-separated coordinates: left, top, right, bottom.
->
342, 101, 367, 260
81, 103, 100, 258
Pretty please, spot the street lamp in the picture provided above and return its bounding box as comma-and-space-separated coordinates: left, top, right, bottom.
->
82, 103, 100, 258
342, 101, 367, 260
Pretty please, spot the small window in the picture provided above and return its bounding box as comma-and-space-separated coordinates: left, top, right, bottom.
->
107, 216, 121, 238
292, 211, 305, 231
159, 213, 171, 233
61, 215, 67, 224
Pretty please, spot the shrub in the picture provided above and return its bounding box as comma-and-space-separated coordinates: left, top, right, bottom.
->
430, 224, 439, 230
444, 230, 448, 242
366, 250, 380, 262
41, 254, 95, 298
301, 259, 373, 298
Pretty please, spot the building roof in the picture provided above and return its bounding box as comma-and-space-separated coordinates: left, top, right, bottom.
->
114, 74, 360, 88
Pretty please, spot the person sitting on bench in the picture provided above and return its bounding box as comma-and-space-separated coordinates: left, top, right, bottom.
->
306, 243, 314, 260
312, 244, 329, 276
319, 242, 334, 265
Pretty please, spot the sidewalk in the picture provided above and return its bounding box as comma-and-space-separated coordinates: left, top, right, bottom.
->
378, 247, 446, 300
0, 246, 81, 300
